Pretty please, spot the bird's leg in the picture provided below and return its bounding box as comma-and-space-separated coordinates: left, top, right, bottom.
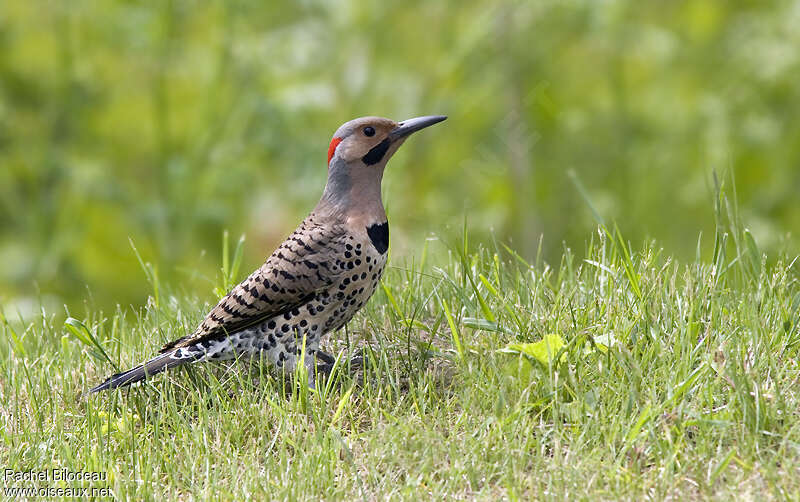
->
349, 347, 370, 369
307, 349, 360, 389
295, 348, 332, 390
315, 350, 336, 365
303, 348, 373, 390
312, 350, 336, 380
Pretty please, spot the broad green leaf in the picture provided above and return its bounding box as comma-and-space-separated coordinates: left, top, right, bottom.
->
626, 405, 653, 442
463, 317, 498, 331
463, 317, 515, 336
64, 317, 94, 346
500, 334, 566, 366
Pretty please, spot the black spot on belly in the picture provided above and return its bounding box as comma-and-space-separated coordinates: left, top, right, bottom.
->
366, 222, 389, 254
362, 138, 391, 165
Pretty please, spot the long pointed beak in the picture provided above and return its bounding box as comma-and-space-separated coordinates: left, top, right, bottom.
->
389, 115, 447, 141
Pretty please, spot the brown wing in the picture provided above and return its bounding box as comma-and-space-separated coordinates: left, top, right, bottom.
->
161, 215, 348, 352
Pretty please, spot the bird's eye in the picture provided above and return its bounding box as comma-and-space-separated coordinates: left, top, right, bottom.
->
363, 126, 376, 137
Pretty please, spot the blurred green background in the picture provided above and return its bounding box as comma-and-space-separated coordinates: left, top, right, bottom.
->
1, 0, 798, 315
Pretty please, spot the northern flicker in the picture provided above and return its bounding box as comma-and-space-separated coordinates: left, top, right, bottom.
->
90, 115, 446, 392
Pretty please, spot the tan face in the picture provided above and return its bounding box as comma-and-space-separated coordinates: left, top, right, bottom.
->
319, 114, 447, 210
328, 117, 398, 166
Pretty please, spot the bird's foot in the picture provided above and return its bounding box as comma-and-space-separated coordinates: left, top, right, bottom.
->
313, 350, 336, 379
348, 348, 371, 370
310, 349, 371, 387
307, 351, 337, 390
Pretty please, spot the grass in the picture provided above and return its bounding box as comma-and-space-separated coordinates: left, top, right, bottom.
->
2, 198, 800, 500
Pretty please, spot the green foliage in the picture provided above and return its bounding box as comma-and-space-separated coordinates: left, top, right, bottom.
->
215, 230, 245, 299
64, 316, 116, 370
2, 221, 799, 498
2, 3, 799, 496
500, 333, 567, 367
1, 0, 799, 312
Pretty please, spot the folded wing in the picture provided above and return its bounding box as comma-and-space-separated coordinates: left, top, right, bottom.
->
161, 216, 347, 352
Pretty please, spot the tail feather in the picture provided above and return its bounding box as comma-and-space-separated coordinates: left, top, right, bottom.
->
89, 350, 197, 393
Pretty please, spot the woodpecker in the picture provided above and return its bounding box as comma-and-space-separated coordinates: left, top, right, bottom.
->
90, 115, 447, 392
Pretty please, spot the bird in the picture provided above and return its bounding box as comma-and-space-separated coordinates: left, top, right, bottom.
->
90, 114, 447, 392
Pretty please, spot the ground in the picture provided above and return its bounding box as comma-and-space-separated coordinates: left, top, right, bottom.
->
2, 225, 799, 500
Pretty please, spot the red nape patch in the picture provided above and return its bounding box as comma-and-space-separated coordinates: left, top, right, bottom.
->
327, 137, 343, 165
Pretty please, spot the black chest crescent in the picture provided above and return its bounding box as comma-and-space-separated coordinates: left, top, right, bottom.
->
366, 222, 389, 254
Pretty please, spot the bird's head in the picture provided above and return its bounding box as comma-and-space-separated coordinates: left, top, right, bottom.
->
320, 115, 446, 211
